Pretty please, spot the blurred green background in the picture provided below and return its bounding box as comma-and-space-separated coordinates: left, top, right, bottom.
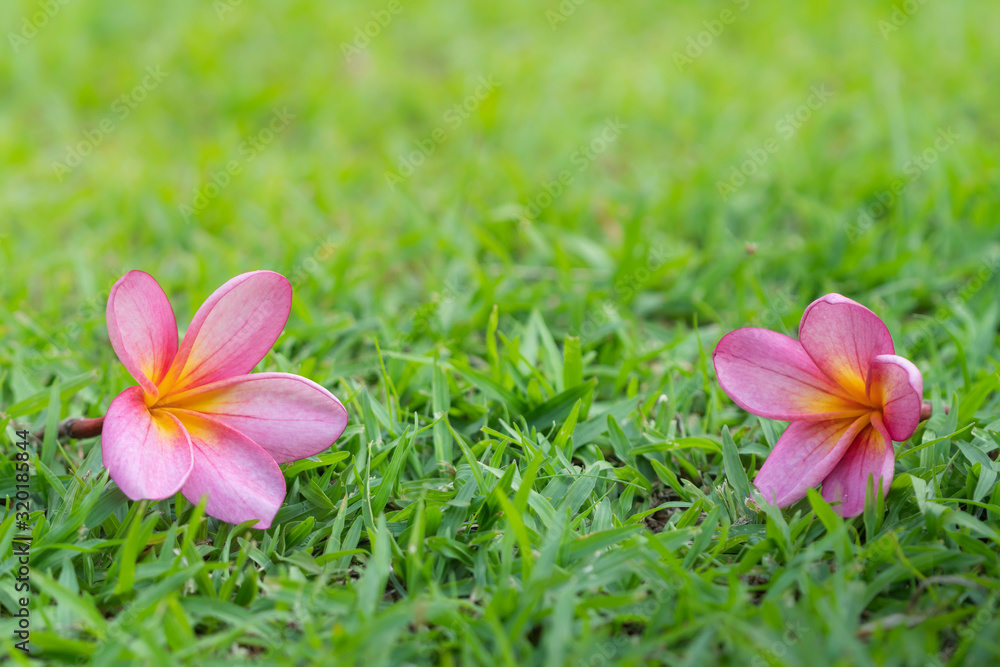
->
3, 0, 1000, 665
2, 0, 997, 354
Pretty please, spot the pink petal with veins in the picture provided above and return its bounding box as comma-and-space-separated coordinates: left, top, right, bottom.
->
868, 354, 923, 441
798, 294, 894, 399
102, 386, 192, 500
821, 414, 895, 517
753, 415, 870, 507
106, 271, 178, 400
161, 372, 348, 463
714, 328, 869, 421
160, 271, 292, 395
176, 411, 286, 530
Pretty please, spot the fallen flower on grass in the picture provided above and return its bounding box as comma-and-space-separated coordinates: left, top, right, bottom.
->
103, 270, 348, 529
713, 294, 923, 517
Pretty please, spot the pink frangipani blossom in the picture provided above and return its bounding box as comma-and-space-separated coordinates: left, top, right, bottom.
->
103, 270, 348, 529
713, 294, 923, 517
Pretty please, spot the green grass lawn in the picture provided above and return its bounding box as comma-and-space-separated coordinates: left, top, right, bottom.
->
3, 0, 1000, 664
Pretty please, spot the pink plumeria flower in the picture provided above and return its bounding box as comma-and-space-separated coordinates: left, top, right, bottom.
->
103, 270, 348, 529
713, 294, 923, 517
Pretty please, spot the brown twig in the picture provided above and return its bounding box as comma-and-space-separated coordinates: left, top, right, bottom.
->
32, 416, 105, 441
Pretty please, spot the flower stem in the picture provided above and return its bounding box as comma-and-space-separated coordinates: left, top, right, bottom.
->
33, 416, 105, 441
919, 400, 948, 421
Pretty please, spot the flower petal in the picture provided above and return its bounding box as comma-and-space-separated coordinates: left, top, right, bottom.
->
160, 271, 292, 394
753, 415, 870, 507
173, 411, 286, 529
714, 328, 870, 421
106, 270, 178, 399
868, 354, 923, 441
158, 372, 348, 464
798, 294, 894, 400
102, 386, 192, 500
821, 414, 895, 517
